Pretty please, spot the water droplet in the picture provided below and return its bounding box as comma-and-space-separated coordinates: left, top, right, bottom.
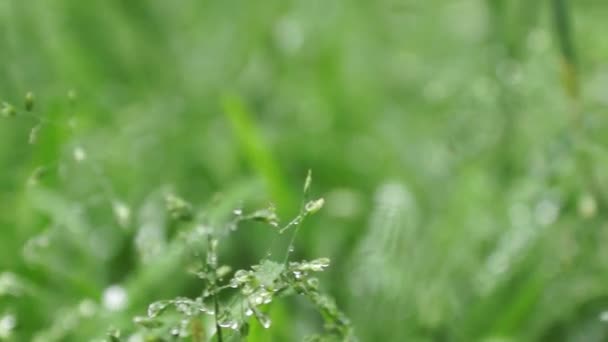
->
242, 283, 254, 295
249, 207, 279, 226
170, 327, 180, 336
292, 258, 331, 273
179, 319, 191, 337
216, 265, 231, 278
133, 316, 162, 328
307, 278, 319, 289
218, 319, 238, 330
233, 270, 250, 283
174, 297, 196, 316
233, 208, 243, 216
244, 307, 253, 317
288, 246, 295, 253
309, 258, 330, 271
305, 198, 325, 214
253, 309, 271, 329
250, 289, 272, 306
147, 300, 170, 317
102, 285, 128, 311
194, 298, 214, 315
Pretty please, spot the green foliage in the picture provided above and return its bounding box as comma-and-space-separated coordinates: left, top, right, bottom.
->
2, 0, 608, 341
126, 176, 352, 342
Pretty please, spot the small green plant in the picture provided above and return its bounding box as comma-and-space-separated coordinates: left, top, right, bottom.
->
121, 170, 354, 341
2, 92, 354, 342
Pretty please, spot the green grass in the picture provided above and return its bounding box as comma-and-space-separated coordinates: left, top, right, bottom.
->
2, 0, 608, 341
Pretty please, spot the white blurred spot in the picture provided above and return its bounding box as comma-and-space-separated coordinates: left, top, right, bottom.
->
73, 146, 87, 162
78, 299, 97, 317
22, 233, 51, 264
600, 311, 608, 322
113, 201, 131, 229
103, 285, 128, 311
128, 333, 145, 342
351, 182, 418, 297
136, 193, 168, 264
578, 193, 597, 219
479, 199, 552, 294
0, 314, 16, 339
534, 199, 559, 226
274, 17, 304, 55
325, 188, 362, 219
0, 272, 22, 297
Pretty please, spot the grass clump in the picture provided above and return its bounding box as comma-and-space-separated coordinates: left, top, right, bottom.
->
124, 172, 354, 341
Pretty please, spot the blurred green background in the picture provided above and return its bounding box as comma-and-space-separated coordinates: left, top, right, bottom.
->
2, 0, 608, 341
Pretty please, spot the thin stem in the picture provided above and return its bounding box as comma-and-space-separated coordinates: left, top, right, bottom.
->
213, 294, 223, 342
283, 215, 311, 267
278, 214, 303, 234
281, 180, 311, 264
205, 234, 223, 342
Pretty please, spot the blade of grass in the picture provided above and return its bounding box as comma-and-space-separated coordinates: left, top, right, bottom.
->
221, 92, 295, 216
550, 0, 579, 101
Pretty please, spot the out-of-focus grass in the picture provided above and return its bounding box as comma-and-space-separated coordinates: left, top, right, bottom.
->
2, 0, 608, 341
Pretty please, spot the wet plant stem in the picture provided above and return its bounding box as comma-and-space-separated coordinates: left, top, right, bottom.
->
206, 234, 223, 342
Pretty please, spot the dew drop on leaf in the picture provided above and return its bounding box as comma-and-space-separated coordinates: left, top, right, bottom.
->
254, 310, 271, 329
147, 300, 170, 318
